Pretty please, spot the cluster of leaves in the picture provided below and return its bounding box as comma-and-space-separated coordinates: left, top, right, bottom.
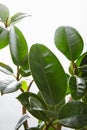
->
0, 3, 87, 130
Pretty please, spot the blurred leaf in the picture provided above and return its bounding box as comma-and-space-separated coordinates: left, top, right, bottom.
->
0, 28, 9, 49
58, 102, 87, 129
21, 80, 28, 92
2, 80, 21, 94
11, 12, 30, 24
82, 91, 87, 104
54, 26, 83, 61
9, 25, 28, 66
0, 4, 9, 23
15, 114, 29, 130
0, 62, 13, 75
29, 44, 67, 105
69, 76, 87, 100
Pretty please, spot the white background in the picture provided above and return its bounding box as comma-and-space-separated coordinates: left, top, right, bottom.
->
0, 0, 87, 129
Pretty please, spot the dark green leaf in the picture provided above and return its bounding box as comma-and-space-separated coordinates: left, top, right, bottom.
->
69, 76, 87, 100
9, 25, 28, 66
0, 28, 9, 49
76, 52, 87, 67
77, 65, 87, 78
82, 91, 87, 104
17, 92, 58, 121
29, 44, 67, 105
17, 92, 49, 121
54, 26, 83, 61
15, 114, 29, 130
11, 12, 30, 24
0, 62, 13, 75
18, 68, 31, 77
0, 4, 9, 23
58, 102, 87, 129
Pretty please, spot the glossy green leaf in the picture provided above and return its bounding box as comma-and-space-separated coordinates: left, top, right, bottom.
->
54, 26, 83, 61
76, 52, 87, 67
11, 12, 30, 24
0, 79, 14, 92
15, 114, 29, 130
2, 80, 21, 94
0, 27, 9, 49
29, 44, 67, 105
17, 92, 50, 121
0, 62, 13, 75
58, 102, 87, 129
19, 68, 31, 77
17, 92, 58, 121
0, 4, 9, 23
9, 25, 28, 66
77, 65, 87, 78
69, 76, 87, 100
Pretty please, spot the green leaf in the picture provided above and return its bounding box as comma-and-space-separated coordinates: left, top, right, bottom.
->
2, 80, 21, 94
11, 12, 30, 24
21, 80, 28, 92
82, 91, 87, 104
0, 4, 9, 23
9, 25, 28, 66
0, 62, 13, 75
0, 27, 9, 49
77, 65, 87, 78
0, 79, 14, 92
69, 76, 87, 100
29, 44, 67, 105
15, 114, 29, 130
76, 52, 87, 67
58, 102, 87, 129
54, 26, 83, 61
17, 92, 50, 121
18, 68, 31, 77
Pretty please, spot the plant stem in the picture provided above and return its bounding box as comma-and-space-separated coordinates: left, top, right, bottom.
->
22, 106, 29, 129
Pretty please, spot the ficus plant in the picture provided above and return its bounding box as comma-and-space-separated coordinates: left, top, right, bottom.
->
0, 3, 87, 130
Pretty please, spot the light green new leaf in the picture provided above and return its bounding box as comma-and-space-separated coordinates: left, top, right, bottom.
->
0, 27, 9, 49
58, 102, 87, 129
11, 12, 30, 24
15, 114, 29, 130
21, 81, 28, 92
54, 26, 83, 61
29, 44, 67, 105
0, 62, 13, 75
9, 25, 28, 66
69, 76, 87, 100
0, 4, 9, 23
